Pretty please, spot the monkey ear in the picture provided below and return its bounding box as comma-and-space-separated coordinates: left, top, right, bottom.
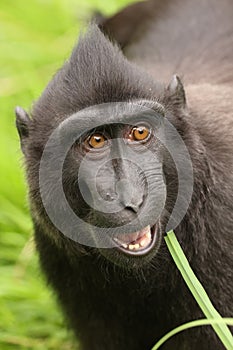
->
167, 75, 186, 108
15, 106, 31, 154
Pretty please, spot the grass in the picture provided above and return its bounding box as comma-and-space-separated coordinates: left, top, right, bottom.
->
162, 231, 233, 349
0, 1, 133, 348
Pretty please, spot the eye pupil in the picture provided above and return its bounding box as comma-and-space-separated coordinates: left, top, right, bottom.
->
131, 125, 150, 141
88, 133, 106, 149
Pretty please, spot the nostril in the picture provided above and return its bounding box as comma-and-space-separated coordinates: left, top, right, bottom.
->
116, 179, 145, 213
125, 204, 139, 214
124, 198, 144, 214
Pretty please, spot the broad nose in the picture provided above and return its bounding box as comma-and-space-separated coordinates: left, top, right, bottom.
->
116, 178, 144, 213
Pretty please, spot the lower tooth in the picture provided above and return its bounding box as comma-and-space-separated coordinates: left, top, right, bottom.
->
140, 239, 146, 247
127, 243, 140, 250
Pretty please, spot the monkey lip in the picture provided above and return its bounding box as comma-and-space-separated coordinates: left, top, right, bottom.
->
113, 225, 157, 256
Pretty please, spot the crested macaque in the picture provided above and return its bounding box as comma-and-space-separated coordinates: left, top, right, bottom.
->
15, 0, 233, 349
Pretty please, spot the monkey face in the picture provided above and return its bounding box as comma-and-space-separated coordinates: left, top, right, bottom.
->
15, 27, 191, 269
16, 96, 191, 270
35, 101, 164, 266
63, 117, 167, 266
16, 98, 191, 270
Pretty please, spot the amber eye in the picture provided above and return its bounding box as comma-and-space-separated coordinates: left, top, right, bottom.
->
130, 125, 150, 142
87, 133, 106, 149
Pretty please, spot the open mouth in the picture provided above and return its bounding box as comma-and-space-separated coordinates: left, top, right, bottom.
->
113, 224, 158, 256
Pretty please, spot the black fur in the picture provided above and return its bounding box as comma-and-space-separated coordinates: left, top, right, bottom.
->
16, 1, 233, 349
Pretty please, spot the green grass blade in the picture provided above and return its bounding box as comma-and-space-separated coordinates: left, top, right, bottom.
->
162, 230, 233, 349
152, 318, 233, 350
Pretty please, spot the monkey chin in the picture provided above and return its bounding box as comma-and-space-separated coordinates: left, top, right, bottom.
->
98, 223, 162, 269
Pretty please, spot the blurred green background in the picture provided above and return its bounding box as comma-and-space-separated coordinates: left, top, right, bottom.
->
0, 1, 133, 348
